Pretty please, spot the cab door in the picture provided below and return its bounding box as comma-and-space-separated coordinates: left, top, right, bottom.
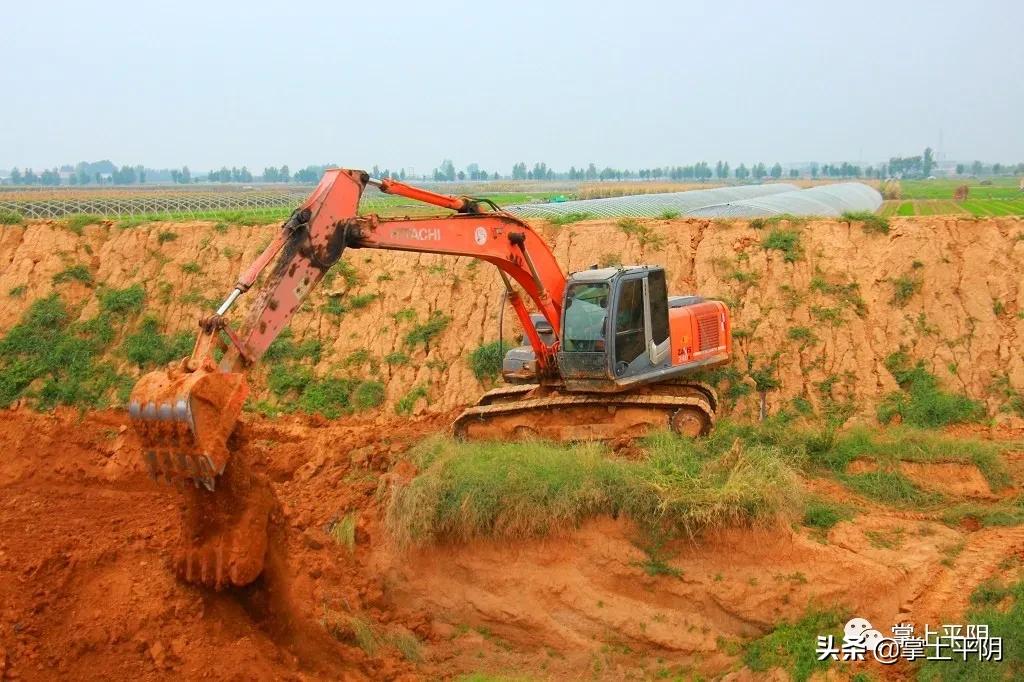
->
611, 268, 671, 377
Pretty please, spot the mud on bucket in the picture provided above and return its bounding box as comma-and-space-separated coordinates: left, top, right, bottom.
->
129, 366, 249, 490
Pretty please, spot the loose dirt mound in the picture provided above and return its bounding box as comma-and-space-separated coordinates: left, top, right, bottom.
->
2, 408, 1022, 680
1, 216, 1022, 419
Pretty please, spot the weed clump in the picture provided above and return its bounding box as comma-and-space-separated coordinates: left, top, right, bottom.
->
469, 340, 511, 382
842, 210, 890, 235
52, 264, 94, 286
616, 218, 665, 249
0, 209, 25, 225
404, 311, 450, 349
877, 351, 985, 428
761, 229, 803, 262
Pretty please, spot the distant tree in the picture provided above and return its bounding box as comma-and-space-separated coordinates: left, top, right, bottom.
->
280, 165, 290, 182
752, 163, 767, 180
735, 163, 749, 180
457, 170, 466, 181
971, 160, 984, 176
585, 163, 598, 181
714, 161, 726, 179
10, 168, 21, 184
181, 166, 191, 184
770, 163, 783, 179
955, 163, 965, 175
263, 167, 279, 182
810, 162, 819, 179
922, 147, 935, 177
993, 163, 1003, 175
25, 169, 39, 184
789, 168, 799, 178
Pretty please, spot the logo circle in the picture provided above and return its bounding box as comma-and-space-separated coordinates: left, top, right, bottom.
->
474, 226, 487, 245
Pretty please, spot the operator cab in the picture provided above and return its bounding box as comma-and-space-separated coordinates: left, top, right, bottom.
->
556, 265, 673, 389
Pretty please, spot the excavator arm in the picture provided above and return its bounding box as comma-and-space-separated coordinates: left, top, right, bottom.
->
130, 169, 567, 493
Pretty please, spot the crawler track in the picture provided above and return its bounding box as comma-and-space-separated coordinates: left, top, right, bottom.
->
452, 383, 717, 441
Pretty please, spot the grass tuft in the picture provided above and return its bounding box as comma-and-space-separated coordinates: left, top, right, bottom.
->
842, 210, 890, 235
384, 432, 801, 547
743, 608, 846, 682
761, 229, 803, 262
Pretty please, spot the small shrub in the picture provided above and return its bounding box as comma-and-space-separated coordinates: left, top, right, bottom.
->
842, 210, 890, 235
352, 380, 385, 410
52, 264, 94, 286
469, 340, 510, 382
157, 229, 178, 244
890, 274, 921, 307
298, 377, 359, 418
761, 229, 803, 262
395, 385, 429, 416
180, 261, 202, 275
392, 308, 417, 324
8, 285, 27, 298
840, 470, 932, 506
348, 293, 378, 310
658, 210, 680, 219
0, 209, 25, 225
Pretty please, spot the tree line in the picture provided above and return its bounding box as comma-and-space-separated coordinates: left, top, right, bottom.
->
6, 147, 1024, 186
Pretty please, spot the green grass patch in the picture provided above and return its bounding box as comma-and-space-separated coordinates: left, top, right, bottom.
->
840, 469, 933, 506
384, 351, 410, 366
122, 317, 195, 368
917, 578, 1024, 680
842, 210, 890, 234
8, 285, 27, 298
352, 380, 385, 410
395, 385, 429, 416
802, 497, 855, 531
743, 608, 845, 682
63, 214, 101, 234
878, 351, 985, 428
616, 218, 665, 249
52, 264, 93, 286
98, 284, 145, 316
0, 209, 25, 224
404, 311, 451, 348
761, 228, 803, 262
156, 229, 178, 244
328, 512, 358, 551
469, 340, 511, 382
384, 430, 801, 547
0, 295, 131, 409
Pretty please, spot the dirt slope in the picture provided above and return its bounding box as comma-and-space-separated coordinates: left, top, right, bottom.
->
1, 216, 1022, 419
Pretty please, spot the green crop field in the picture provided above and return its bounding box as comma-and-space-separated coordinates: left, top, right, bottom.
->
881, 176, 1024, 217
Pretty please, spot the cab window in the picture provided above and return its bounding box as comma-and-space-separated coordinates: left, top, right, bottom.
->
562, 282, 608, 352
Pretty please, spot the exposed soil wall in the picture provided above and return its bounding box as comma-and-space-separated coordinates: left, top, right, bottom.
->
1, 216, 1022, 420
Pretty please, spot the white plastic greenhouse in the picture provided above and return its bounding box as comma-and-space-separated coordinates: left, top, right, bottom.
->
506, 182, 881, 219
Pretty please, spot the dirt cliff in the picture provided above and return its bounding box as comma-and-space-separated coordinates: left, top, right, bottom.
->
1, 216, 1022, 420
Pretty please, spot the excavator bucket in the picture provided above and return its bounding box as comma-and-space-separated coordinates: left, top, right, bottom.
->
128, 364, 249, 490
129, 364, 271, 588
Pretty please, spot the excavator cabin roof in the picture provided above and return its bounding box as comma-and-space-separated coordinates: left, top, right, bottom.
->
570, 265, 664, 282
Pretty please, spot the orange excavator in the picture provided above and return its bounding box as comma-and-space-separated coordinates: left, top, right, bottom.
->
128, 169, 732, 587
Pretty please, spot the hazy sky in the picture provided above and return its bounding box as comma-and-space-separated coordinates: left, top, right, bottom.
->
3, 0, 1022, 172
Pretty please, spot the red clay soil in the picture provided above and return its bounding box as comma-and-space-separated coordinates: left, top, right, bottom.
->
0, 407, 447, 681
3, 407, 1024, 681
